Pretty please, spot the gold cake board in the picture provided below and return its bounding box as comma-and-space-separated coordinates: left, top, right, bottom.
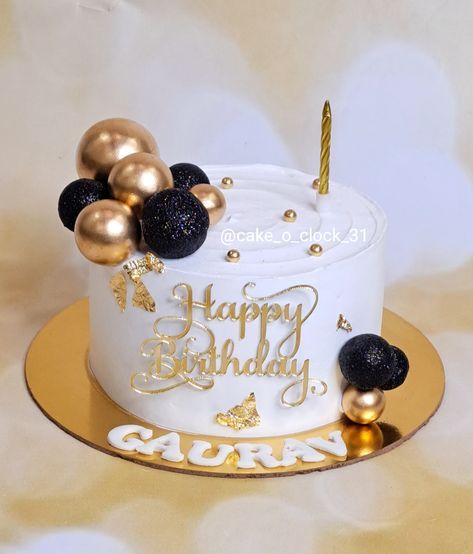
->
25, 299, 444, 478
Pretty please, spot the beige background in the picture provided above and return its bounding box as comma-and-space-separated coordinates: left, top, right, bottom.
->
1, 1, 472, 552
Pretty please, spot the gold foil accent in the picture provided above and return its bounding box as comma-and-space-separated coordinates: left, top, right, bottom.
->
123, 252, 165, 283
109, 252, 165, 313
337, 313, 353, 332
216, 393, 261, 430
318, 100, 331, 194
109, 272, 127, 312
132, 280, 155, 312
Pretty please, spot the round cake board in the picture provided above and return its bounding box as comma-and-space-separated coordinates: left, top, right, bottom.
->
25, 299, 444, 478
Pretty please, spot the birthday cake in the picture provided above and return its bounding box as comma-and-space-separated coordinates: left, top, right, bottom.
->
58, 110, 410, 469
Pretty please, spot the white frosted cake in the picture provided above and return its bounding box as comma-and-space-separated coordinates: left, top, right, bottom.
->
88, 164, 386, 438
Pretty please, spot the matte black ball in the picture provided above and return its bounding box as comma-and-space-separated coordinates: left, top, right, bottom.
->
142, 188, 209, 258
58, 178, 108, 231
381, 346, 409, 390
339, 334, 395, 391
170, 163, 210, 191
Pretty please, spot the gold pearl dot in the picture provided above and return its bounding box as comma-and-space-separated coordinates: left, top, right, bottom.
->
221, 177, 234, 189
309, 243, 323, 256
283, 209, 297, 222
312, 178, 320, 190
226, 249, 240, 262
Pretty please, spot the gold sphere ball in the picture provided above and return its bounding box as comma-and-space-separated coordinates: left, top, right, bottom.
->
74, 199, 140, 265
283, 209, 297, 223
341, 385, 386, 425
109, 152, 173, 218
312, 178, 320, 190
76, 118, 159, 182
221, 176, 234, 189
190, 183, 226, 225
226, 249, 240, 263
309, 243, 323, 256
342, 422, 384, 457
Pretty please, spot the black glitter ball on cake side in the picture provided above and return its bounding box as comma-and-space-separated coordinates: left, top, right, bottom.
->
170, 163, 210, 191
142, 188, 209, 258
339, 333, 395, 391
58, 178, 109, 231
381, 345, 409, 390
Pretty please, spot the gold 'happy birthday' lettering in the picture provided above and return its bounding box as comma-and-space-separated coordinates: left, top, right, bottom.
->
131, 282, 327, 407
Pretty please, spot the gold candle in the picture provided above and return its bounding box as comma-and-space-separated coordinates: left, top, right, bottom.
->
318, 100, 332, 195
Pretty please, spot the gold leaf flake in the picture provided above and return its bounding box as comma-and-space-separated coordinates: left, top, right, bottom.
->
337, 313, 352, 332
144, 252, 165, 274
123, 252, 165, 283
115, 253, 165, 313
216, 392, 261, 430
132, 280, 156, 312
109, 272, 127, 312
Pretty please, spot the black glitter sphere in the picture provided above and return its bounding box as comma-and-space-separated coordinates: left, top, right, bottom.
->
58, 178, 109, 231
142, 188, 209, 258
339, 333, 395, 391
170, 163, 210, 191
381, 346, 409, 390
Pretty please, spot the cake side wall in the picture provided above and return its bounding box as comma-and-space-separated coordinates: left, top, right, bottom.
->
88, 234, 385, 438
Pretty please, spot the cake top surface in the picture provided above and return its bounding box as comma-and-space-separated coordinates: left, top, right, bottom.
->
154, 164, 386, 279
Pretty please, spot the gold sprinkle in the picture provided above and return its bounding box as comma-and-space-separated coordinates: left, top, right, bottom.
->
216, 392, 261, 430
309, 243, 323, 256
283, 209, 297, 222
337, 313, 353, 332
226, 249, 240, 262
312, 178, 320, 190
221, 176, 234, 189
132, 280, 156, 312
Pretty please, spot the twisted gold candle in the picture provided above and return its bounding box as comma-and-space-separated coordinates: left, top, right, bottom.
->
318, 100, 331, 194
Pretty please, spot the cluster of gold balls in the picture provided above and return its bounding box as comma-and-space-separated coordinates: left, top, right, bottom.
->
74, 118, 226, 265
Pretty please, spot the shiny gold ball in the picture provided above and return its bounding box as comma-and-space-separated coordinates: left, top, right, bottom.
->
342, 385, 386, 425
76, 118, 159, 182
226, 249, 240, 263
74, 199, 140, 265
221, 176, 234, 189
342, 422, 384, 457
109, 152, 173, 218
312, 178, 320, 190
309, 243, 323, 256
283, 209, 297, 222
190, 183, 226, 225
